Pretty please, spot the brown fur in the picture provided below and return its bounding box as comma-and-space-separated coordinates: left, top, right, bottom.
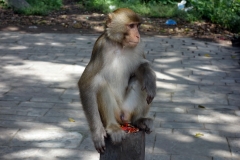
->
78, 8, 156, 153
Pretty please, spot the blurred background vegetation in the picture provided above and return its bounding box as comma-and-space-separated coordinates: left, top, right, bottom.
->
0, 0, 240, 33
83, 0, 240, 33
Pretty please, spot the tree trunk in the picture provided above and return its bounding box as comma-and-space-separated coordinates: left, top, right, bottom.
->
5, 0, 30, 10
100, 131, 145, 160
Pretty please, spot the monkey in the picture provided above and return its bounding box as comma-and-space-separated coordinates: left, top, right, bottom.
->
78, 8, 156, 153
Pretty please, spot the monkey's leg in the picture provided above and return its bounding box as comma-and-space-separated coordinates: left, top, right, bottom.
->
79, 87, 107, 153
97, 85, 126, 144
123, 77, 154, 134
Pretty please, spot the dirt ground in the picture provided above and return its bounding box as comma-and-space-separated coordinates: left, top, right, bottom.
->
0, 0, 237, 45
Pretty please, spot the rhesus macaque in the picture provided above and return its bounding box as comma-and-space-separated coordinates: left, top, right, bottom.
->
78, 8, 156, 153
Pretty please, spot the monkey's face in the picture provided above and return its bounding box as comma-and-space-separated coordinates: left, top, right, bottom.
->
105, 8, 142, 47
123, 23, 141, 48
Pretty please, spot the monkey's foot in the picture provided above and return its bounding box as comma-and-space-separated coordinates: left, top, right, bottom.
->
134, 118, 153, 134
92, 127, 107, 153
106, 124, 126, 144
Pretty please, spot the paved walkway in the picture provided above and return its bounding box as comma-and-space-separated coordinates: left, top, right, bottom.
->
0, 32, 240, 160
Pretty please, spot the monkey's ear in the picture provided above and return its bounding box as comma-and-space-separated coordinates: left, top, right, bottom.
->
105, 12, 125, 43
106, 13, 113, 27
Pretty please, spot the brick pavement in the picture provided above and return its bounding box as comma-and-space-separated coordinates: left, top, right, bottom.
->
0, 32, 240, 160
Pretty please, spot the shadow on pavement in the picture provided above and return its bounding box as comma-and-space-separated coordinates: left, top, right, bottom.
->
0, 32, 240, 159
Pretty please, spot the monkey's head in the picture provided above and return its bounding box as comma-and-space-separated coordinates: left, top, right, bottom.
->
106, 8, 142, 48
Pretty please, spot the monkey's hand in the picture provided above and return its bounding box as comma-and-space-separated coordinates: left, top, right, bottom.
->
106, 124, 126, 144
141, 73, 156, 104
92, 126, 107, 153
133, 118, 153, 134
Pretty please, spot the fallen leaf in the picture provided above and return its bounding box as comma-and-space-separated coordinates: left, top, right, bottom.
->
160, 29, 166, 33
195, 133, 204, 138
72, 22, 82, 29
231, 55, 236, 59
198, 105, 206, 109
68, 118, 75, 122
204, 54, 210, 57
60, 15, 67, 19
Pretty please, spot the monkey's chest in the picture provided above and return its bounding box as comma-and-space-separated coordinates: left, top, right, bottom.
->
103, 55, 139, 89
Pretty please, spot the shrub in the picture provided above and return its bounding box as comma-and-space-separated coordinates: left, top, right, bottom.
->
83, 0, 180, 18
18, 0, 63, 15
83, 0, 240, 33
188, 0, 240, 33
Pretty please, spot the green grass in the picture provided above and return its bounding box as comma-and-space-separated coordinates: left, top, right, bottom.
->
82, 0, 202, 24
14, 0, 62, 15
83, 0, 182, 18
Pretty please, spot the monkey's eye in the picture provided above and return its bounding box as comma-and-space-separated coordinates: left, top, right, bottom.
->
128, 24, 135, 29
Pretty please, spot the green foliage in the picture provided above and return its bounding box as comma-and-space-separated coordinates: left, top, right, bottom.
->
0, 0, 8, 8
83, 0, 111, 13
188, 0, 240, 32
84, 0, 240, 33
140, 0, 179, 5
83, 0, 180, 18
18, 0, 63, 15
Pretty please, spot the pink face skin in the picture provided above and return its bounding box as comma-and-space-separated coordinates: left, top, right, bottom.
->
123, 23, 141, 48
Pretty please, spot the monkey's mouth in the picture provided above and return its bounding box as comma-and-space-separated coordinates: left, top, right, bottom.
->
128, 41, 138, 45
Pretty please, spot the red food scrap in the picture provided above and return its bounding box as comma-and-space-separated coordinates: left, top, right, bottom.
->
120, 123, 139, 133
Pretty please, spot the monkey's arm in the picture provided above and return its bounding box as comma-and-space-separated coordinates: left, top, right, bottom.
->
135, 62, 156, 104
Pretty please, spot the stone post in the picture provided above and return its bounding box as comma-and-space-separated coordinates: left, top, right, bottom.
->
100, 131, 145, 160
